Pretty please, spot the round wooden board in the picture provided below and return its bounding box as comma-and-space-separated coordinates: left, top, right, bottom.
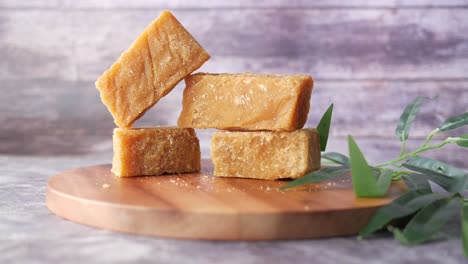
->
46, 160, 406, 240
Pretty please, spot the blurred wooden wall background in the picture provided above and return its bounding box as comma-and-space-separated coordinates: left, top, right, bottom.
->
1, 1, 468, 166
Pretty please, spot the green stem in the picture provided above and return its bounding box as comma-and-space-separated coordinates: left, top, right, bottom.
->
391, 171, 411, 181
376, 137, 456, 168
399, 139, 407, 157
421, 128, 440, 148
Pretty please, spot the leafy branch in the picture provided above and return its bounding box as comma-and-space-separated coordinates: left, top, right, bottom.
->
280, 98, 468, 257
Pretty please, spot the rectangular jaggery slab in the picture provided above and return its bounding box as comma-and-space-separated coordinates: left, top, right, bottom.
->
178, 73, 313, 131
210, 129, 321, 180
96, 10, 210, 128
112, 127, 201, 177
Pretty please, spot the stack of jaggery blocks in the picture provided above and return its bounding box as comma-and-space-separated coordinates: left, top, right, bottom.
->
96, 11, 321, 180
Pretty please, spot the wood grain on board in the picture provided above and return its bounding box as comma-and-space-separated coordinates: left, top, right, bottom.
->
46, 160, 407, 240
1, 2, 468, 159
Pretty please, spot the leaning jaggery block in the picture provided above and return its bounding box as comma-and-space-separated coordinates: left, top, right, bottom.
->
178, 73, 313, 131
112, 127, 201, 177
96, 10, 210, 128
210, 129, 321, 180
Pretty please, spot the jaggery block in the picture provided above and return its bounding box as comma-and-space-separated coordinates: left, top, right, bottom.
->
96, 10, 210, 128
112, 127, 201, 177
210, 129, 321, 180
178, 73, 313, 131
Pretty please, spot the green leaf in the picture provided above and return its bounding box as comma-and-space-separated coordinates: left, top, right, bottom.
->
389, 196, 461, 245
456, 134, 468, 148
322, 152, 349, 166
438, 112, 468, 132
376, 169, 393, 195
402, 173, 432, 191
360, 190, 443, 237
403, 157, 466, 177
348, 135, 390, 197
279, 166, 349, 190
402, 157, 468, 193
463, 200, 468, 257
395, 97, 425, 141
317, 104, 333, 151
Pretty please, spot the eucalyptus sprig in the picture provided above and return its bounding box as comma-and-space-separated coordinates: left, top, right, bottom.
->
280, 97, 468, 257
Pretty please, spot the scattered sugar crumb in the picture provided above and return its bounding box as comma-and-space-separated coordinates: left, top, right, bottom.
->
102, 183, 110, 189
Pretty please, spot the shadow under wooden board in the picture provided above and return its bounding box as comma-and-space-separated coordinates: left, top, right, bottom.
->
46, 160, 406, 240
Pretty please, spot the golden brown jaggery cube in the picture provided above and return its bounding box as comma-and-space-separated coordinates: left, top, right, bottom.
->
112, 127, 201, 177
210, 129, 321, 180
178, 73, 313, 131
96, 10, 210, 128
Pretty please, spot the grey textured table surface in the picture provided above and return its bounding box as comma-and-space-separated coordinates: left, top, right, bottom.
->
1, 154, 465, 264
